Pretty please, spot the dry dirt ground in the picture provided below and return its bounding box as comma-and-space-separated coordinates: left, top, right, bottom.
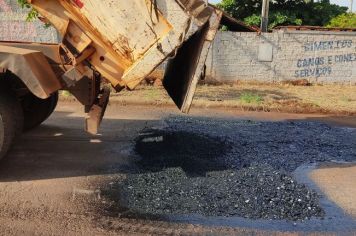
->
0, 102, 355, 235
310, 165, 356, 218
88, 83, 356, 115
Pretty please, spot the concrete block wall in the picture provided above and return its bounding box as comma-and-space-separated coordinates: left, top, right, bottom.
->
0, 0, 59, 43
206, 31, 356, 84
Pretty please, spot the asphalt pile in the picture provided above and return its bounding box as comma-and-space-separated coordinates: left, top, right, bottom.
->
164, 118, 356, 173
123, 165, 323, 221
117, 117, 355, 221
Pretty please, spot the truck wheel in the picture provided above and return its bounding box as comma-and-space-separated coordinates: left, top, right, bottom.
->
0, 87, 24, 160
22, 92, 58, 131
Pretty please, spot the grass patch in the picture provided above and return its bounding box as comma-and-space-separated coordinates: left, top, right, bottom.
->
61, 90, 71, 97
240, 92, 263, 104
144, 88, 160, 100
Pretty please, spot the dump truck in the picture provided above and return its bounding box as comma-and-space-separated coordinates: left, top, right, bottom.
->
0, 0, 251, 160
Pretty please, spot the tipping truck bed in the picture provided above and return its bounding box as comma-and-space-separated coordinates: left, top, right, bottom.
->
0, 1, 253, 160
27, 0, 222, 112
0, 0, 226, 137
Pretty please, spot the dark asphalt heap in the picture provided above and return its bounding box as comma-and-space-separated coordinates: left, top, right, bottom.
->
165, 118, 356, 173
118, 117, 356, 221
123, 166, 323, 221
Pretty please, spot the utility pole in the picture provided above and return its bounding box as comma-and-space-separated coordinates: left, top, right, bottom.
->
350, 0, 354, 13
261, 0, 270, 32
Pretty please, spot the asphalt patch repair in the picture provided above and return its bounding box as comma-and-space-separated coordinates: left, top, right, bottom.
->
107, 117, 356, 223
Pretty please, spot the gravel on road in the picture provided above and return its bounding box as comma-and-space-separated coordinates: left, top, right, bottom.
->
123, 166, 324, 221
111, 117, 355, 221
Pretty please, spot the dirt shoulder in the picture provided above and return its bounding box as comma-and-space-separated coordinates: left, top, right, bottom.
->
60, 83, 356, 115
310, 165, 356, 218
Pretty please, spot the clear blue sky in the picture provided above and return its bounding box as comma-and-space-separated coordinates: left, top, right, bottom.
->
209, 0, 355, 11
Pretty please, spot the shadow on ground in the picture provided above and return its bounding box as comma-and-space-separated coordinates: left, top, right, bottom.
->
135, 130, 233, 176
0, 110, 355, 183
0, 111, 159, 182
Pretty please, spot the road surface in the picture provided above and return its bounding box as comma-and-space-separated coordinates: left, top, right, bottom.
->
0, 102, 354, 235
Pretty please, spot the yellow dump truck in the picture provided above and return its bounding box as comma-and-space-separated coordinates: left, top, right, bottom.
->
0, 0, 250, 160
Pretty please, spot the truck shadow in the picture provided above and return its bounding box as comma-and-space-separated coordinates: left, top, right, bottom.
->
0, 111, 162, 182
134, 129, 233, 177
0, 110, 234, 182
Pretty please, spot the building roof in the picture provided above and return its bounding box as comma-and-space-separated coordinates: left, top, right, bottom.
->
209, 4, 258, 32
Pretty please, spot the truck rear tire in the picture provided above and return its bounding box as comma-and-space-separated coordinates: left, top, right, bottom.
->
0, 85, 24, 160
22, 92, 58, 131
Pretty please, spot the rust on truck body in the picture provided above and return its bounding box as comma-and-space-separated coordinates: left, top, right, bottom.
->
1, 1, 251, 120
27, 0, 213, 91
0, 0, 252, 152
2, 1, 249, 114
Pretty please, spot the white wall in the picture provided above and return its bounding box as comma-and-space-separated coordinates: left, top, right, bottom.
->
206, 30, 356, 84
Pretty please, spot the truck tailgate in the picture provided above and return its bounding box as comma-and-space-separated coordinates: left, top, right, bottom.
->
163, 9, 222, 113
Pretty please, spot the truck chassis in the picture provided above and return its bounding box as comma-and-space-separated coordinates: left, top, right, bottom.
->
0, 0, 249, 160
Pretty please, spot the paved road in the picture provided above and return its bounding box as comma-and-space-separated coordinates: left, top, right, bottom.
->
0, 102, 354, 235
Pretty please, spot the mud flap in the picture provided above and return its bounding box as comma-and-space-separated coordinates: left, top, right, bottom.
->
163, 10, 222, 113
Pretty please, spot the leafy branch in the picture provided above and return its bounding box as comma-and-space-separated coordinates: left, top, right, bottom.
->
17, 0, 51, 27
17, 0, 39, 22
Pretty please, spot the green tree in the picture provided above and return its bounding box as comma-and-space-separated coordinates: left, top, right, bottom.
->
217, 0, 347, 29
244, 12, 303, 30
327, 13, 356, 28
304, 0, 348, 26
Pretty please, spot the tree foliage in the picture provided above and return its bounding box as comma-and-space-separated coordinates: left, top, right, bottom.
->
327, 13, 356, 28
17, 0, 52, 27
217, 0, 348, 29
17, 0, 38, 22
244, 11, 303, 29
